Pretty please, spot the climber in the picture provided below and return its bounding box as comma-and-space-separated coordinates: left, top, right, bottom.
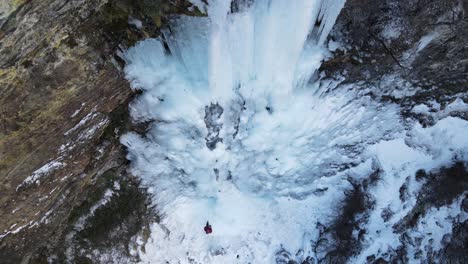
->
204, 221, 213, 234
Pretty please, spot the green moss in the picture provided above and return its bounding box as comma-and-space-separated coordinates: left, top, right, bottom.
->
11, 0, 26, 7
0, 67, 18, 82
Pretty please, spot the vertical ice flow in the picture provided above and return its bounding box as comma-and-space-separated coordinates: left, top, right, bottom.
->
172, 0, 346, 100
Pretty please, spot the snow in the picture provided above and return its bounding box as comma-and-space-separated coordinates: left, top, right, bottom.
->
70, 103, 86, 118
411, 104, 431, 115
17, 160, 65, 191
411, 98, 467, 119
366, 138, 430, 173
64, 109, 98, 136
70, 188, 115, 235
409, 197, 467, 260
11, 225, 27, 234
381, 21, 402, 40
416, 31, 439, 52
0, 223, 28, 239
444, 97, 468, 115
429, 99, 441, 111
327, 39, 343, 52
76, 118, 109, 141
121, 1, 468, 263
375, 74, 420, 99
188, 0, 207, 13
128, 17, 143, 29
353, 116, 468, 262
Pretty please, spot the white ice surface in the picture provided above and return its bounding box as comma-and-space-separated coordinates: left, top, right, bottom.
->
121, 1, 468, 263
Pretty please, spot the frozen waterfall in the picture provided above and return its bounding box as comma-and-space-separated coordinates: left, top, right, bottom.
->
120, 0, 468, 263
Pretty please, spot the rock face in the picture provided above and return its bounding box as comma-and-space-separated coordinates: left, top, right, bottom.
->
0, 0, 201, 263
324, 0, 468, 110
313, 0, 468, 263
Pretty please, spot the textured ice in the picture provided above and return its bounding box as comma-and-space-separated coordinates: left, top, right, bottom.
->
121, 1, 468, 263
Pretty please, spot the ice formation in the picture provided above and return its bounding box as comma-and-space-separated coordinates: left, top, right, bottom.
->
121, 0, 467, 263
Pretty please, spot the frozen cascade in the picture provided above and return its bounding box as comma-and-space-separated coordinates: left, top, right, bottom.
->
121, 0, 468, 263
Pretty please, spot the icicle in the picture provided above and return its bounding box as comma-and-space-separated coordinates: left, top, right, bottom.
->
317, 0, 347, 45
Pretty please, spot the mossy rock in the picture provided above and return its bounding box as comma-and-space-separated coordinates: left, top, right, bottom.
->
67, 168, 118, 225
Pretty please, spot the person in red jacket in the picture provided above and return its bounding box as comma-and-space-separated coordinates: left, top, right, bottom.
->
204, 221, 213, 234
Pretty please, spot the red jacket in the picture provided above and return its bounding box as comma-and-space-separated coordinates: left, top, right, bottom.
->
204, 224, 212, 234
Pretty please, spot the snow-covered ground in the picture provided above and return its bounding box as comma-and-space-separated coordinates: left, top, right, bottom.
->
120, 1, 467, 263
